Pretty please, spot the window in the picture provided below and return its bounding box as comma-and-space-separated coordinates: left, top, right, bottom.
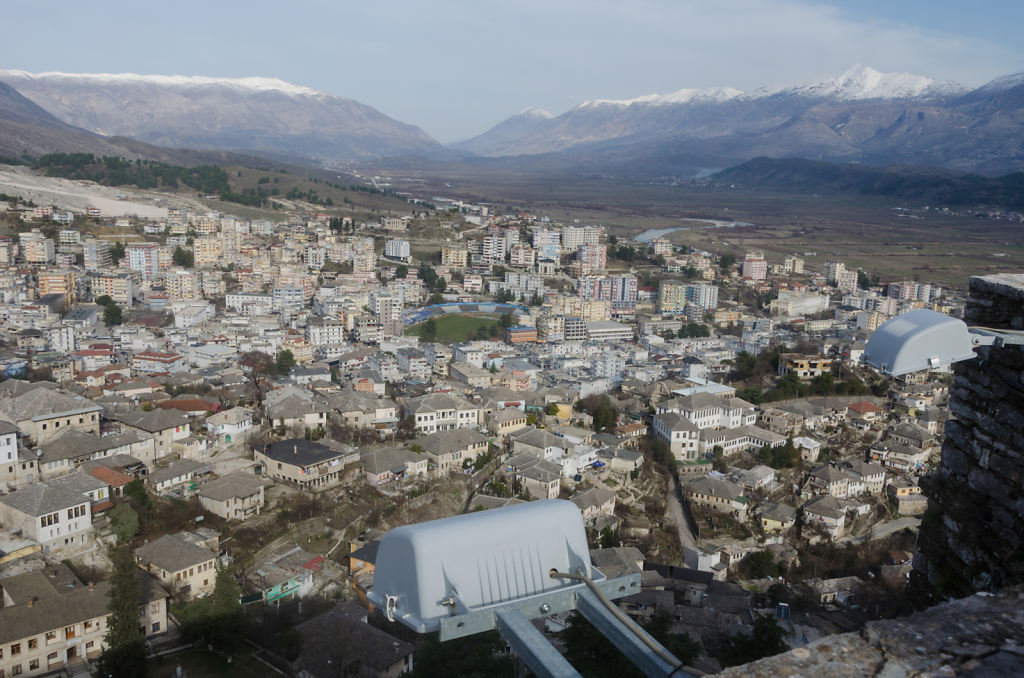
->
152, 622, 160, 633
65, 626, 76, 639
85, 641, 94, 650
150, 602, 160, 613
30, 658, 39, 670
11, 642, 20, 655
47, 651, 58, 661
11, 664, 22, 675
27, 639, 36, 649
84, 620, 93, 631
45, 631, 56, 642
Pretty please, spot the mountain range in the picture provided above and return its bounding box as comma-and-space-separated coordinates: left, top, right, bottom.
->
453, 65, 1024, 176
2, 65, 1024, 180
0, 70, 440, 164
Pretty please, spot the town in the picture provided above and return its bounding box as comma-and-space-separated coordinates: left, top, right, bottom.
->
0, 190, 957, 676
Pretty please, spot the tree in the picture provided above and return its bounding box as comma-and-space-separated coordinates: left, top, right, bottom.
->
592, 395, 618, 432
97, 546, 148, 678
720, 615, 788, 667
110, 241, 126, 264
395, 264, 408, 278
95, 294, 113, 307
275, 349, 296, 375
545, 402, 560, 416
103, 302, 124, 325
719, 253, 737, 270
109, 503, 139, 544
172, 245, 194, 268
421, 317, 438, 342
499, 312, 514, 329
210, 564, 244, 655
240, 350, 275, 410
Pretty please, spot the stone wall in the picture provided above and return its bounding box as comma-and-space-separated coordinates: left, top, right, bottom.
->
716, 586, 1024, 677
913, 274, 1024, 598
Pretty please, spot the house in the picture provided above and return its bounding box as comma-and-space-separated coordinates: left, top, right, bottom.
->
570, 487, 616, 525
802, 495, 847, 540
248, 545, 323, 604
197, 473, 265, 521
759, 502, 797, 535
0, 483, 93, 556
205, 406, 255, 444
803, 464, 859, 499
114, 409, 191, 459
733, 465, 775, 491
327, 390, 399, 436
651, 412, 700, 461
412, 429, 489, 476
361, 447, 428, 487
156, 394, 219, 416
839, 459, 887, 494
848, 400, 884, 423
488, 407, 529, 437
292, 602, 415, 678
131, 351, 187, 374
402, 392, 480, 434
0, 563, 167, 675
0, 420, 40, 492
449, 361, 494, 389
505, 452, 561, 499
657, 393, 757, 430
0, 380, 103, 444
135, 533, 219, 600
684, 477, 747, 520
45, 471, 111, 510
887, 477, 928, 515
887, 422, 935, 450
267, 394, 330, 433
804, 576, 864, 607
147, 459, 209, 496
256, 439, 359, 492
777, 353, 833, 379
792, 436, 821, 463
87, 465, 133, 497
869, 442, 933, 473
37, 428, 157, 478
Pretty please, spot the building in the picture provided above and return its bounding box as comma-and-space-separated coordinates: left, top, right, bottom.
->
440, 245, 469, 268
135, 533, 218, 599
126, 242, 160, 280
577, 243, 607, 273
0, 381, 103, 445
402, 393, 480, 434
205, 407, 254, 444
20, 229, 55, 265
413, 429, 489, 475
37, 270, 77, 306
684, 477, 748, 519
131, 351, 187, 374
0, 564, 167, 675
0, 482, 92, 555
778, 354, 833, 379
742, 251, 767, 281
89, 272, 134, 307
658, 281, 688, 314
197, 473, 265, 521
362, 447, 429, 487
823, 260, 846, 284
291, 602, 415, 678
651, 412, 700, 461
384, 239, 411, 262
256, 438, 358, 492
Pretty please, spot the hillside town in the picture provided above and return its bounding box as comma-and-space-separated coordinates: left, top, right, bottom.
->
0, 197, 955, 676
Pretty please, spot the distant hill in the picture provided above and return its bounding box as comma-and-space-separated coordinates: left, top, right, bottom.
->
714, 157, 1024, 211
0, 70, 442, 164
453, 65, 1024, 176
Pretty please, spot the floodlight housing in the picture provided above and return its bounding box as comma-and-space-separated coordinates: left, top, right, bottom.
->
863, 309, 977, 376
367, 499, 602, 635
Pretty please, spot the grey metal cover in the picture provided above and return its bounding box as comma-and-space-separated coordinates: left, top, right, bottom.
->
863, 309, 976, 376
367, 499, 594, 633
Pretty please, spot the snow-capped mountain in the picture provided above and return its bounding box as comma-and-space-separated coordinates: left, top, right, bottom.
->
0, 70, 441, 162
453, 66, 1024, 174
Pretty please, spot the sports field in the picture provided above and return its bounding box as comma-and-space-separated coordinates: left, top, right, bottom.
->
405, 314, 501, 342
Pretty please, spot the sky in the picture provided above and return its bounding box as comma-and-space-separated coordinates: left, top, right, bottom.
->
3, 0, 1024, 143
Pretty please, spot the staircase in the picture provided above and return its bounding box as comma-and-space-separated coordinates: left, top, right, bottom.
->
65, 658, 90, 678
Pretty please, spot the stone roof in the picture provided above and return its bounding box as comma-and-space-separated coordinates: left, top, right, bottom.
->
570, 487, 616, 511
135, 533, 215, 573
403, 392, 475, 414
361, 447, 422, 475
0, 482, 88, 516
803, 494, 847, 520
197, 473, 263, 501
293, 602, 415, 676
0, 565, 163, 645
685, 477, 745, 502
115, 408, 189, 433
148, 459, 207, 486
412, 429, 489, 456
37, 428, 150, 465
44, 471, 108, 495
655, 411, 699, 432
0, 380, 102, 423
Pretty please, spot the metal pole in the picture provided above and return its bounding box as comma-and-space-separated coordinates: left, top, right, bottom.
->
494, 607, 581, 678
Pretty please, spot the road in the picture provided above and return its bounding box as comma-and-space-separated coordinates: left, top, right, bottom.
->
665, 474, 698, 553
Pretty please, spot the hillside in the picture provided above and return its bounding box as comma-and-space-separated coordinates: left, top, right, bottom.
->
0, 70, 442, 164
714, 157, 1024, 211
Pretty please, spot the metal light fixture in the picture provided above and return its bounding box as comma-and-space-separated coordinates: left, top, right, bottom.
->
864, 309, 1024, 376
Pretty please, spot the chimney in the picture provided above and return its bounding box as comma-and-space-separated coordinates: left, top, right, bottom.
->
27, 596, 34, 607
88, 582, 94, 591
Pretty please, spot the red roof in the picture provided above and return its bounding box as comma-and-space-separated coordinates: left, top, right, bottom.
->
849, 401, 883, 414
302, 555, 325, 572
91, 500, 115, 513
87, 466, 133, 487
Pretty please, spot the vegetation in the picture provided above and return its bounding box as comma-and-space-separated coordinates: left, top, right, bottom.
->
406, 314, 503, 343
275, 349, 296, 375
719, 615, 788, 667
179, 565, 245, 658
407, 630, 514, 678
172, 245, 194, 268
34, 153, 230, 193
562, 609, 700, 677
97, 546, 148, 678
109, 503, 139, 544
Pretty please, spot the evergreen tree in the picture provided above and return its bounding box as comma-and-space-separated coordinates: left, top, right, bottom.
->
275, 349, 296, 375
97, 546, 148, 678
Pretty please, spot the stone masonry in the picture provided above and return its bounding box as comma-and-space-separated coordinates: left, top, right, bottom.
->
913, 274, 1024, 598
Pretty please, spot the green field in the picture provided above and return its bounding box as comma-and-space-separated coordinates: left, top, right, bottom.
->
405, 314, 502, 342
